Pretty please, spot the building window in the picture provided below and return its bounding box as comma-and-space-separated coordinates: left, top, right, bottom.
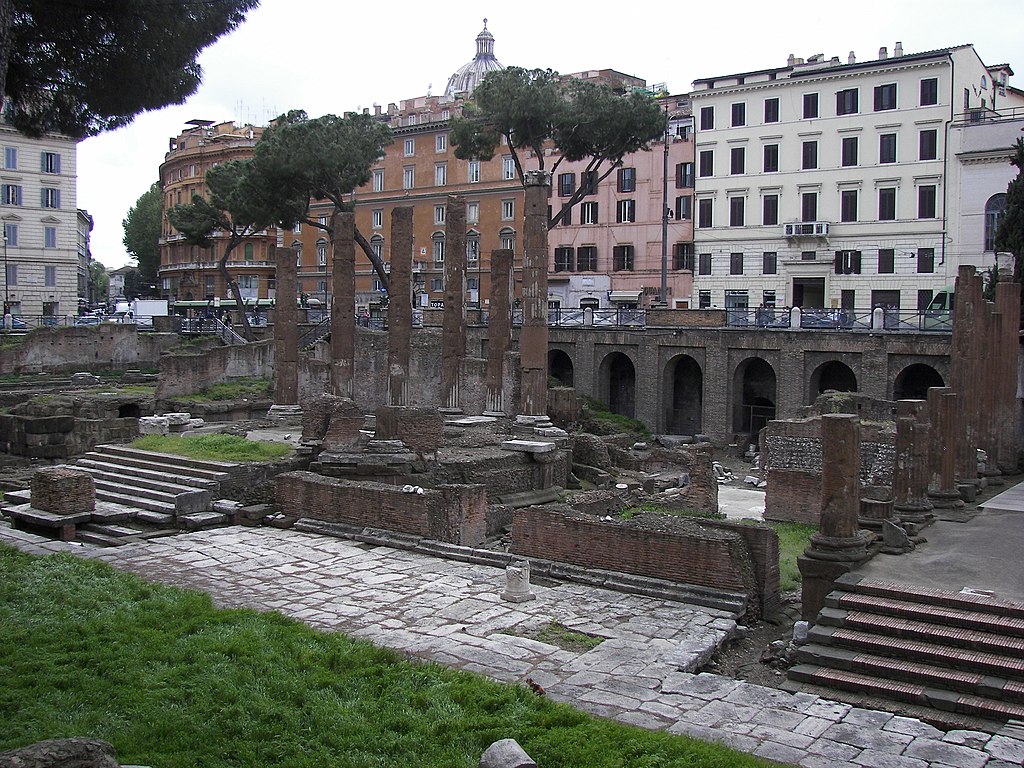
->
841, 136, 858, 167
3, 146, 15, 169
612, 245, 635, 271
803, 92, 819, 119
801, 192, 817, 222
501, 199, 514, 220
763, 251, 777, 275
834, 250, 862, 274
697, 198, 713, 229
985, 194, 1007, 251
700, 105, 714, 130
44, 226, 57, 248
5, 263, 15, 285
730, 146, 745, 175
41, 151, 61, 174
919, 129, 937, 161
762, 194, 779, 225
676, 162, 694, 188
878, 248, 895, 273
616, 199, 635, 223
244, 243, 254, 261
1, 183, 21, 206
318, 216, 328, 227
801, 251, 816, 261
617, 167, 636, 193
500, 229, 515, 251
917, 247, 935, 273
675, 195, 692, 220
874, 83, 897, 111
577, 245, 597, 271
673, 242, 695, 271
316, 240, 328, 266
729, 197, 744, 227
467, 201, 479, 224
730, 252, 744, 275
468, 160, 480, 183
878, 187, 897, 220
432, 234, 445, 263
372, 209, 383, 229
402, 166, 414, 189
558, 172, 575, 196
582, 170, 598, 195
840, 189, 858, 222
436, 134, 447, 152
434, 205, 445, 224
836, 88, 858, 115
4, 222, 17, 246
581, 201, 598, 224
698, 149, 714, 177
879, 133, 897, 164
763, 144, 779, 172
435, 163, 447, 186
293, 222, 301, 233
466, 234, 479, 262
370, 235, 384, 261
918, 185, 937, 218
554, 246, 574, 272
920, 77, 939, 106
802, 140, 817, 170
698, 253, 711, 275
731, 102, 746, 127
698, 290, 711, 309
44, 265, 56, 287
764, 97, 779, 124
430, 278, 443, 291
42, 187, 61, 208
404, 138, 415, 157
560, 206, 572, 225
502, 155, 515, 180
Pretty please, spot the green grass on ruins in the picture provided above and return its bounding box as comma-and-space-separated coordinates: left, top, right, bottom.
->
131, 433, 291, 462
0, 546, 773, 768
184, 377, 274, 402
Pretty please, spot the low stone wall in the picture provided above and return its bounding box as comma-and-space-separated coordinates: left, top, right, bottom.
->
156, 339, 274, 400
275, 470, 487, 546
0, 395, 146, 459
433, 447, 570, 500
646, 309, 728, 328
376, 406, 443, 454
0, 325, 176, 375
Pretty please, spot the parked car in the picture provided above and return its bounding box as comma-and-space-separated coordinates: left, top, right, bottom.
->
1, 315, 28, 331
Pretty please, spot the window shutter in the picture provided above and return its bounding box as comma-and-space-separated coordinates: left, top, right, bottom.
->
834, 251, 843, 274
55, 190, 61, 208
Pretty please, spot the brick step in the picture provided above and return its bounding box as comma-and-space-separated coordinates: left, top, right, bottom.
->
75, 457, 220, 490
92, 479, 210, 515
817, 607, 1024, 656
90, 444, 238, 478
826, 591, 1024, 638
794, 642, 1024, 702
78, 466, 213, 498
834, 573, 1024, 621
808, 624, 1024, 680
788, 664, 1024, 722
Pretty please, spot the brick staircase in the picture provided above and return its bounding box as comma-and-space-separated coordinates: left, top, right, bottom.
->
789, 572, 1024, 723
2, 445, 240, 544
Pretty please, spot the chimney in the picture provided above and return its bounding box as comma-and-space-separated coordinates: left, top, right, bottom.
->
879, 46, 888, 60
374, 104, 382, 116
848, 51, 856, 64
787, 54, 795, 66
894, 41, 904, 57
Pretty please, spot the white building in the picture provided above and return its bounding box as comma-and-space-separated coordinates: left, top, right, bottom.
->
0, 119, 79, 321
689, 43, 1024, 318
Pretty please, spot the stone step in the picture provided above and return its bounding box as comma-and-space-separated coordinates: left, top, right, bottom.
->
825, 590, 1024, 638
92, 487, 178, 517
788, 664, 1024, 722
136, 509, 175, 526
77, 466, 211, 498
808, 624, 1024, 680
80, 522, 147, 538
75, 457, 220, 490
794, 642, 1024, 702
816, 607, 1024, 656
91, 479, 210, 515
90, 444, 238, 479
834, 573, 1024, 621
74, 530, 127, 547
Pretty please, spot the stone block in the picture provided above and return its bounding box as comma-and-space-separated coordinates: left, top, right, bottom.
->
164, 412, 192, 426
31, 466, 95, 515
479, 739, 537, 768
501, 440, 555, 454
138, 416, 169, 435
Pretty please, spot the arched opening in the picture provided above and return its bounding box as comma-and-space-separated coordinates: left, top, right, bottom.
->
733, 357, 777, 435
893, 364, 944, 400
117, 403, 141, 419
548, 349, 574, 387
809, 361, 858, 403
601, 352, 636, 418
985, 193, 1007, 252
667, 354, 702, 434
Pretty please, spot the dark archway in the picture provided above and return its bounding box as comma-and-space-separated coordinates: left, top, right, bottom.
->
548, 349, 574, 387
809, 361, 858, 403
733, 357, 777, 434
604, 352, 636, 418
117, 403, 141, 419
893, 364, 944, 400
667, 354, 702, 434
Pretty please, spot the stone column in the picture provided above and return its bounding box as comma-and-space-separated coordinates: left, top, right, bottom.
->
797, 414, 872, 620
518, 170, 551, 421
892, 399, 933, 527
330, 211, 356, 399
387, 207, 414, 407
996, 280, 1021, 473
927, 387, 964, 511
485, 248, 514, 416
273, 242, 298, 407
951, 265, 982, 487
440, 195, 466, 412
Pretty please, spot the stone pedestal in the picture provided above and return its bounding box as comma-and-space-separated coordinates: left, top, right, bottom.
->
797, 555, 858, 621
266, 404, 303, 425
501, 560, 536, 603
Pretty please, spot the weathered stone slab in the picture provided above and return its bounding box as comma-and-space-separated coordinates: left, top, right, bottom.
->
479, 739, 537, 768
501, 440, 555, 454
138, 416, 169, 435
164, 412, 192, 426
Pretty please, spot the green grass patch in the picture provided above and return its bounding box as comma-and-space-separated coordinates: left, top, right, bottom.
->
0, 545, 771, 768
620, 503, 724, 521
580, 396, 650, 438
131, 434, 290, 462
766, 521, 816, 592
506, 621, 605, 653
184, 377, 273, 402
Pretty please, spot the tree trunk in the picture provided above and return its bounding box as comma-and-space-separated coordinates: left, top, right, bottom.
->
354, 228, 390, 293
219, 238, 254, 341
0, 0, 13, 104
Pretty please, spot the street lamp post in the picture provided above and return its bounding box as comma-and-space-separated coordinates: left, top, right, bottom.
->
2, 232, 9, 317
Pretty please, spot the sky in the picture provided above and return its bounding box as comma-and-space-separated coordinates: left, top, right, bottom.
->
77, 0, 1024, 271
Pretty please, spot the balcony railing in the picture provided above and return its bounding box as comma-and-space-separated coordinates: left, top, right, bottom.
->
723, 306, 952, 332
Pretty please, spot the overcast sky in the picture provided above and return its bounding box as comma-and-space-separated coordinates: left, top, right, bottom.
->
77, 0, 1024, 271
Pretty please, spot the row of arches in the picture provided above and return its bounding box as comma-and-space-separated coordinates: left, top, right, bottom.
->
548, 349, 945, 434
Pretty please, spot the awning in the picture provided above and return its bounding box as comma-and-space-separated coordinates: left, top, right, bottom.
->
608, 290, 642, 303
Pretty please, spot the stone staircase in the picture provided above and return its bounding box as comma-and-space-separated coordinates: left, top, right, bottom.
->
789, 572, 1024, 723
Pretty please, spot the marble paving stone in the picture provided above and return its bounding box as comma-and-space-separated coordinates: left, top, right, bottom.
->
902, 738, 989, 768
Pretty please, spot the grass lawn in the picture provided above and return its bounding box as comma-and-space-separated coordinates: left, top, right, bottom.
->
765, 522, 816, 592
131, 434, 291, 462
0, 545, 773, 768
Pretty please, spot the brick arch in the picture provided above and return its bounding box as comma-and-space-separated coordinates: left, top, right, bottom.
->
663, 352, 703, 435
548, 348, 574, 387
893, 363, 944, 400
808, 360, 858, 404
732, 356, 777, 436
597, 350, 637, 419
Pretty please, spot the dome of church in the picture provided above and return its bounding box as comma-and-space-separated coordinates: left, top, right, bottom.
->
445, 20, 503, 98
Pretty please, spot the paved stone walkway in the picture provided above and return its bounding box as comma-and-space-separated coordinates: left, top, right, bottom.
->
3, 523, 1024, 768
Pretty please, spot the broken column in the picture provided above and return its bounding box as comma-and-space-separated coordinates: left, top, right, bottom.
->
330, 211, 356, 398
387, 207, 414, 407
485, 248, 514, 416
950, 265, 982, 491
269, 241, 301, 422
517, 170, 551, 425
440, 195, 467, 412
927, 387, 966, 514
797, 414, 872, 620
892, 399, 933, 530
996, 280, 1021, 473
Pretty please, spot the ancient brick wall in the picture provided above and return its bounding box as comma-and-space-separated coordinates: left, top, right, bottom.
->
31, 467, 95, 514
702, 519, 780, 618
433, 449, 569, 499
375, 406, 443, 454
0, 325, 177, 376
156, 339, 273, 399
275, 471, 486, 546
646, 309, 728, 328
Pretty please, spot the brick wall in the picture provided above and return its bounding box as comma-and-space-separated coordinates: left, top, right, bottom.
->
31, 466, 95, 514
156, 339, 273, 399
647, 309, 728, 328
275, 471, 486, 546
375, 406, 443, 453
0, 325, 177, 376
703, 519, 780, 618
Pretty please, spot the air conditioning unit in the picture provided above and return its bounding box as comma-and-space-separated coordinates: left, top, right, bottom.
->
814, 222, 829, 236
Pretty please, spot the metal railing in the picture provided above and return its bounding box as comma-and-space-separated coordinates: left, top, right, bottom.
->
722, 307, 953, 333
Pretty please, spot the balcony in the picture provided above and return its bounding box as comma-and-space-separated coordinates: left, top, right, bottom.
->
783, 222, 830, 238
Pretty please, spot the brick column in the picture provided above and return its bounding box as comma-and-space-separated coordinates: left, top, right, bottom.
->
927, 387, 964, 511
441, 195, 466, 412
951, 265, 982, 486
996, 280, 1021, 472
518, 170, 551, 420
387, 207, 414, 407
485, 248, 514, 416
330, 211, 356, 399
273, 242, 298, 405
893, 399, 933, 526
